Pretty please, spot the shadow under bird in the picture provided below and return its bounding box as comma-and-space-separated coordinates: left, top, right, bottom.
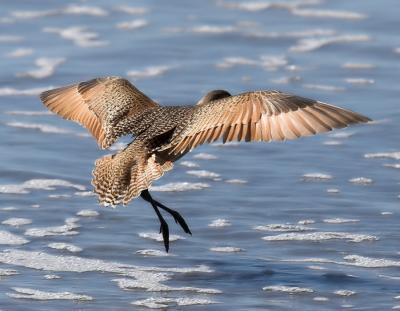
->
40, 76, 371, 252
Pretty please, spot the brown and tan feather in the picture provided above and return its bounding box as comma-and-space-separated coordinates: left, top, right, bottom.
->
166, 91, 370, 155
40, 76, 158, 149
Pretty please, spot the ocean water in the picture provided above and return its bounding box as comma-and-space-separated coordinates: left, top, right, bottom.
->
0, 0, 399, 310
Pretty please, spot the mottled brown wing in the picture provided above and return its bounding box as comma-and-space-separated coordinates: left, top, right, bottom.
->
167, 91, 370, 154
40, 76, 158, 149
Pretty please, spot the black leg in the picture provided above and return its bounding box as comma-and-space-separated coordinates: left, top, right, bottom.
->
141, 189, 192, 235
141, 190, 170, 252
151, 199, 192, 235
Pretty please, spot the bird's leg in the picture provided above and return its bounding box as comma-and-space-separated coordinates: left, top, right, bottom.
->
152, 199, 192, 235
141, 190, 192, 235
140, 190, 169, 252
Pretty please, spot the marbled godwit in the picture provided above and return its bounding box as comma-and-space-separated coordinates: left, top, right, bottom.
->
40, 76, 370, 251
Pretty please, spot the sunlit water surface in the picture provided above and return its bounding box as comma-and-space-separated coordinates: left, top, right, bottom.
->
0, 0, 399, 310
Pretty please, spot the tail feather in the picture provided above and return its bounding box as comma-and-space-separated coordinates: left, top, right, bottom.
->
92, 142, 173, 207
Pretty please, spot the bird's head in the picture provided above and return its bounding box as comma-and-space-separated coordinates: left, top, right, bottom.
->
196, 89, 231, 106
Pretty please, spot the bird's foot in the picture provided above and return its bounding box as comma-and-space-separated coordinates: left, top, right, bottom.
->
159, 219, 169, 252
155, 202, 192, 235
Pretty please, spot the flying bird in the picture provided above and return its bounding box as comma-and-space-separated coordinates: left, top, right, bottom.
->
40, 76, 370, 252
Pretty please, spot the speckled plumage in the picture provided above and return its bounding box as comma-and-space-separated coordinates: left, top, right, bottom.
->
40, 76, 370, 206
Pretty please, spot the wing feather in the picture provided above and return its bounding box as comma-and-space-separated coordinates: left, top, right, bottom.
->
166, 91, 370, 155
40, 76, 158, 148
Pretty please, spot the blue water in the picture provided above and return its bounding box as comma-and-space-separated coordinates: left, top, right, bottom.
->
0, 0, 399, 310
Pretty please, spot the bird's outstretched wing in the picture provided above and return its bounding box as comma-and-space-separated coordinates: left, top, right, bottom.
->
40, 76, 158, 149
166, 91, 370, 155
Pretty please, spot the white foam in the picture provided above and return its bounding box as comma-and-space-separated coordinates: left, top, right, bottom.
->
208, 219, 231, 228
150, 182, 210, 192
17, 57, 65, 79
63, 5, 108, 16
139, 232, 184, 242
76, 209, 99, 217
303, 84, 345, 92
48, 242, 82, 253
7, 287, 93, 301
6, 121, 75, 135
193, 153, 218, 160
290, 34, 370, 52
11, 9, 58, 19
262, 232, 377, 243
307, 265, 326, 270
0, 268, 18, 276
260, 55, 288, 71
327, 188, 340, 194
323, 218, 359, 224
384, 163, 400, 169
225, 178, 247, 184
323, 140, 343, 146
381, 212, 393, 215
329, 131, 354, 139
349, 177, 373, 185
114, 5, 149, 15
5, 110, 51, 115
132, 297, 217, 308
270, 76, 302, 85
0, 231, 29, 245
191, 25, 236, 34
365, 152, 400, 160
343, 255, 400, 268
211, 142, 240, 147
74, 191, 95, 197
127, 65, 170, 80
44, 274, 61, 279
247, 29, 336, 40
210, 246, 243, 252
342, 63, 375, 70
263, 285, 314, 294
393, 306, 400, 310
345, 78, 375, 85
5, 48, 34, 58
115, 277, 221, 293
0, 178, 85, 194
216, 55, 287, 71
254, 224, 313, 232
302, 173, 333, 181
0, 250, 216, 295
297, 219, 315, 225
395, 47, 400, 54
179, 161, 199, 168
291, 8, 366, 20
136, 249, 172, 257
218, 0, 308, 12
334, 290, 356, 296
0, 86, 52, 96
313, 296, 329, 301
2, 218, 32, 227
116, 19, 148, 30
0, 35, 23, 43
186, 170, 220, 179
25, 217, 80, 237
48, 194, 71, 199
1, 206, 18, 211
284, 255, 400, 268
44, 26, 108, 48
216, 57, 257, 69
